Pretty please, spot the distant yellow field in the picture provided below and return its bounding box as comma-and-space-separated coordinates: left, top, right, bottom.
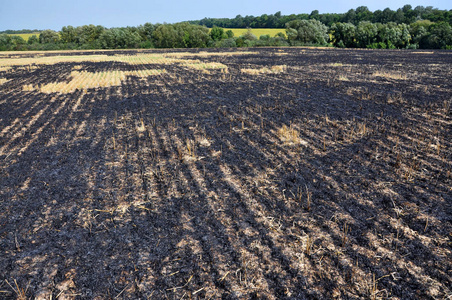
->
223, 28, 286, 38
7, 33, 40, 41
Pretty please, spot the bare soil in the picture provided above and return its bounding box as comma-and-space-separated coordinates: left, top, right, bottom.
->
0, 47, 451, 299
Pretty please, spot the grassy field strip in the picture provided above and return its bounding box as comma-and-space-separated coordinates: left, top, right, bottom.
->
222, 28, 286, 38
6, 33, 40, 41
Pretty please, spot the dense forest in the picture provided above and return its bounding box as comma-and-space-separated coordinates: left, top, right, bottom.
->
1, 5, 451, 50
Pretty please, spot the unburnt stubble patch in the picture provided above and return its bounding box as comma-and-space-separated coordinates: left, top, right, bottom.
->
373, 70, 408, 80
277, 124, 307, 146
241, 65, 287, 75
36, 69, 166, 94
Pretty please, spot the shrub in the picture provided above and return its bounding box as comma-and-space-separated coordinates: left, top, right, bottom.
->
27, 35, 39, 45
216, 38, 236, 48
235, 37, 245, 47
240, 28, 257, 41
210, 26, 227, 41
225, 30, 234, 38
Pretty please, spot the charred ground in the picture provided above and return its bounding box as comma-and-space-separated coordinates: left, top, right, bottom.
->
0, 48, 451, 299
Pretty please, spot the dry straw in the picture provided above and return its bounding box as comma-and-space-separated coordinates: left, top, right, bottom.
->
277, 124, 307, 146
241, 65, 287, 75
36, 69, 166, 94
373, 70, 407, 80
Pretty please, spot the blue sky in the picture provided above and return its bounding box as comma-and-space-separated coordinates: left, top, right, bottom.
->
0, 0, 451, 31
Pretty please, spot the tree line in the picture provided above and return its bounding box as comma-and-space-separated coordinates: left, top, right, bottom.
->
189, 5, 452, 28
0, 5, 451, 51
0, 29, 41, 34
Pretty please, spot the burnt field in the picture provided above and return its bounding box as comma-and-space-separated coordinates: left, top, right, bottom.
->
0, 48, 451, 299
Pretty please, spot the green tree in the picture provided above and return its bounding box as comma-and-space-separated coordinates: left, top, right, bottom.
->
286, 19, 329, 45
9, 36, 26, 50
380, 8, 396, 23
60, 26, 77, 43
75, 25, 105, 45
137, 23, 156, 41
0, 34, 11, 50
310, 10, 320, 20
27, 35, 39, 45
123, 28, 142, 48
98, 28, 141, 49
356, 21, 378, 47
241, 28, 257, 41
152, 23, 210, 48
396, 23, 411, 48
393, 8, 405, 24
377, 23, 398, 48
410, 20, 433, 48
426, 22, 452, 49
375, 22, 411, 48
330, 22, 356, 47
355, 6, 373, 23
344, 9, 356, 24
401, 5, 416, 23
98, 29, 116, 48
39, 30, 60, 44
210, 26, 226, 41
152, 24, 181, 48
183, 24, 210, 48
225, 30, 234, 38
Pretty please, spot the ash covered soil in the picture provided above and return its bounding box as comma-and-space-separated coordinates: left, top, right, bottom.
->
0, 48, 451, 299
